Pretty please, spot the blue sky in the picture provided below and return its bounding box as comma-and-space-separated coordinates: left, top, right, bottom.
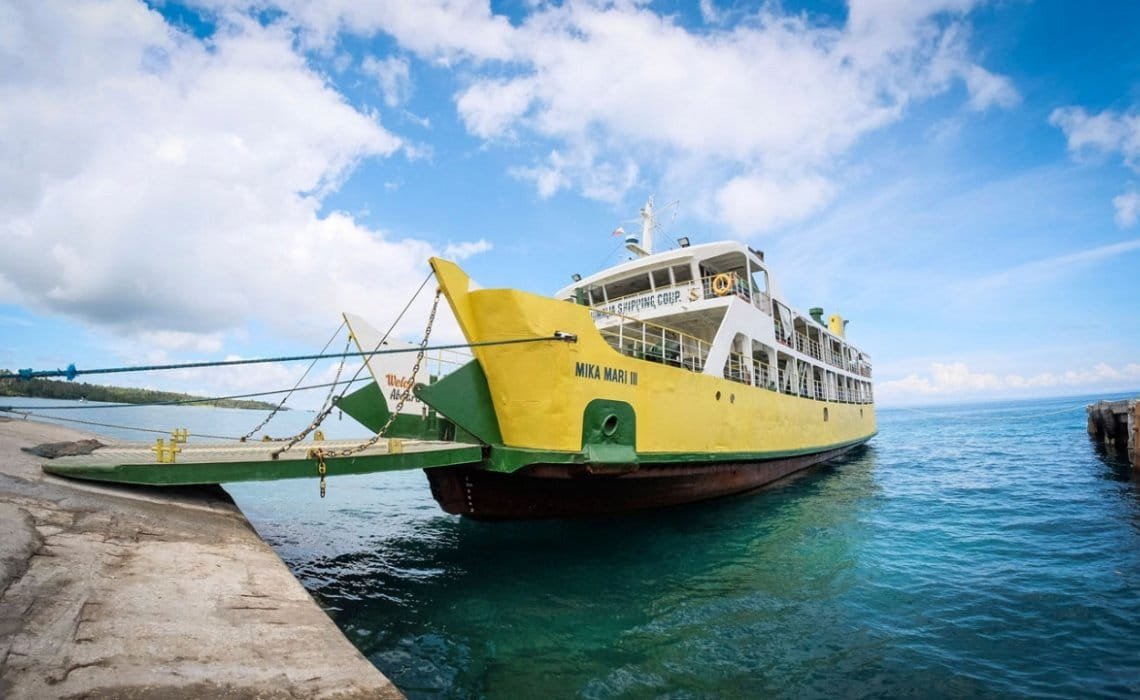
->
1, 0, 1138, 407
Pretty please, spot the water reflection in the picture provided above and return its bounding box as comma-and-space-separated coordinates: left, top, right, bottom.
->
278, 448, 882, 698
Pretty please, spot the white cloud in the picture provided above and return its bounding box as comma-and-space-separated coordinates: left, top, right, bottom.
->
186, 0, 515, 61
361, 55, 412, 107
510, 147, 640, 203
171, 1, 1016, 234
0, 1, 486, 354
1050, 106, 1140, 169
715, 174, 836, 235
442, 239, 492, 260
878, 361, 1140, 405
1051, 105, 1140, 229
1114, 190, 1140, 228
454, 78, 535, 140
962, 237, 1140, 293
135, 330, 225, 354
962, 64, 1021, 112
449, 1, 1012, 230
699, 0, 724, 25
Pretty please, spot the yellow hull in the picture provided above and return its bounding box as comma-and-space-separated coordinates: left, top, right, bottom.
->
430, 258, 877, 460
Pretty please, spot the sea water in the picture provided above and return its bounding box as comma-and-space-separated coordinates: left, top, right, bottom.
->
7, 393, 1140, 697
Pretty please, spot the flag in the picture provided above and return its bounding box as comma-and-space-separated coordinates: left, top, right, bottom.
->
612, 226, 625, 237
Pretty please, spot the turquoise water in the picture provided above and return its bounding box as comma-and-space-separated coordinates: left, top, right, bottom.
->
7, 394, 1140, 697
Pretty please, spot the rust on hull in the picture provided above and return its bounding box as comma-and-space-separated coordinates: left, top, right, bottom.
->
427, 443, 866, 520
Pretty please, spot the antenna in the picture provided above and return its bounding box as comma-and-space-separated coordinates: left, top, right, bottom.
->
640, 196, 655, 254
622, 196, 678, 258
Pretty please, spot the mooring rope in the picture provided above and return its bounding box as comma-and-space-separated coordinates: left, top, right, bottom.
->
893, 401, 1089, 420
274, 287, 445, 460
268, 272, 434, 454
2, 336, 564, 383
0, 409, 240, 441
332, 270, 436, 405
239, 321, 351, 442
0, 376, 374, 412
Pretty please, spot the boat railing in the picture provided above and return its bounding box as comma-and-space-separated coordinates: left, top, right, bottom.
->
794, 333, 824, 362
721, 353, 769, 389
756, 361, 772, 389
825, 350, 844, 370
590, 307, 874, 404
422, 348, 472, 382
700, 273, 771, 314
592, 308, 710, 372
587, 274, 772, 316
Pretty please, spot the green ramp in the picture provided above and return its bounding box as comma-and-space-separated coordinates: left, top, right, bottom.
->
42, 438, 483, 486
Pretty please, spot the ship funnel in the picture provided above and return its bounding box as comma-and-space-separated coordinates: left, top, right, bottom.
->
809, 307, 825, 325
828, 313, 846, 338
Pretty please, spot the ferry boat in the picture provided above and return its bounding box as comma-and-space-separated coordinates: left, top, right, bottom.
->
339, 199, 876, 519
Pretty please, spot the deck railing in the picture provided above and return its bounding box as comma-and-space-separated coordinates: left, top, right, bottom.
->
421, 347, 473, 382
593, 309, 711, 372
699, 274, 771, 314
585, 272, 875, 384
794, 332, 823, 362
587, 298, 872, 404
592, 273, 772, 317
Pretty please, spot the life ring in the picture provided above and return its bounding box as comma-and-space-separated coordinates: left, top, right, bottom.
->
712, 273, 733, 296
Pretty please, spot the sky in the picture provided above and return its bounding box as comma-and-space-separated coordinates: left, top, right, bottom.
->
1, 0, 1138, 408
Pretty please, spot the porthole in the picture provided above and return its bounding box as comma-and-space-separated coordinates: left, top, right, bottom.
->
823, 407, 829, 422
730, 394, 736, 404
715, 391, 721, 401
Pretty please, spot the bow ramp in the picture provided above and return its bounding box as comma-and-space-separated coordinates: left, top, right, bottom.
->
42, 437, 483, 486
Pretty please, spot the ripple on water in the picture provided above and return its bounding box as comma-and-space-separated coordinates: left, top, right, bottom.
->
221, 395, 1140, 698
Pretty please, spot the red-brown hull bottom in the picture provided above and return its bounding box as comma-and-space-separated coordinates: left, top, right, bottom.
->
426, 443, 867, 520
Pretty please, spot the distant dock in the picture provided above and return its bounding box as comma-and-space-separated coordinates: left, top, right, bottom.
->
1087, 398, 1139, 468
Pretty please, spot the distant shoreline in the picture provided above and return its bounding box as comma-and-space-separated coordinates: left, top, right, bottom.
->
0, 373, 279, 411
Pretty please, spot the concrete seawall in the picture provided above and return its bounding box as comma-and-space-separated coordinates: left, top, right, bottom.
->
1087, 398, 1139, 469
0, 416, 401, 698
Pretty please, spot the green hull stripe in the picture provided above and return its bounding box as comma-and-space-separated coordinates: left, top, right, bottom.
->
487, 432, 877, 474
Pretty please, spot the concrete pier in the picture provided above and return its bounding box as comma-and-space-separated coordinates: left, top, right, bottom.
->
1087, 398, 1139, 469
0, 416, 401, 699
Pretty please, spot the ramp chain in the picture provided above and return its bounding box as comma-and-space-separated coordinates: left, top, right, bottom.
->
240, 320, 348, 442
272, 288, 441, 474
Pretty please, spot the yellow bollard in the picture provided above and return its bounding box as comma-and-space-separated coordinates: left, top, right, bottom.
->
150, 438, 180, 463
313, 430, 325, 442
171, 428, 189, 444
387, 438, 404, 454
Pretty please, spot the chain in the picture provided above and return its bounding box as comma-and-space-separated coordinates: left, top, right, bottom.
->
319, 288, 441, 459
302, 288, 442, 493
240, 321, 347, 442
308, 448, 328, 498
269, 334, 353, 447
